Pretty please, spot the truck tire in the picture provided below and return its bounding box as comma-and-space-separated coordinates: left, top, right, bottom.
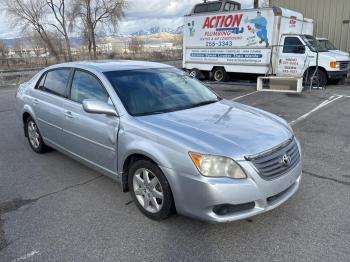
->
304, 69, 327, 88
212, 68, 228, 82
189, 68, 204, 80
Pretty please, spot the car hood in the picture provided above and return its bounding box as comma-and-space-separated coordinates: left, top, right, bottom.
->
136, 100, 292, 160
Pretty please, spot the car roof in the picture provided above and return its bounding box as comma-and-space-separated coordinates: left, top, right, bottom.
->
48, 60, 173, 72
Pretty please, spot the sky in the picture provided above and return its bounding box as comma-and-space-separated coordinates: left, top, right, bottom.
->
0, 0, 255, 39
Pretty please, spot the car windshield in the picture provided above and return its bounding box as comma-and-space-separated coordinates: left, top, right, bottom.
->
302, 35, 328, 52
318, 39, 337, 50
104, 68, 221, 116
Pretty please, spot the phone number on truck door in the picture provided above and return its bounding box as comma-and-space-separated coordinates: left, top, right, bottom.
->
206, 41, 233, 47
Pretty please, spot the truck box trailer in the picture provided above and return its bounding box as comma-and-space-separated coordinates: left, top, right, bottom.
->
183, 1, 350, 85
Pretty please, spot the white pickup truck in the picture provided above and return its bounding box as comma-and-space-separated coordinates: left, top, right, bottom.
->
183, 0, 350, 85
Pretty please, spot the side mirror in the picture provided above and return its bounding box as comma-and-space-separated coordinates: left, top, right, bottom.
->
82, 99, 118, 116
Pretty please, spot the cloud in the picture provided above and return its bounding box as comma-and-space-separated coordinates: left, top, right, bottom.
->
120, 0, 254, 33
0, 0, 256, 38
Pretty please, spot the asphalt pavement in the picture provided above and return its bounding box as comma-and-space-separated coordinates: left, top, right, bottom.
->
0, 83, 350, 261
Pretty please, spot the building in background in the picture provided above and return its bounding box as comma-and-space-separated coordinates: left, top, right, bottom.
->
270, 0, 350, 52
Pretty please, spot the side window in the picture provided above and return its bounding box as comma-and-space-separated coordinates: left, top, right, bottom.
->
36, 73, 47, 91
70, 70, 109, 104
283, 37, 305, 54
43, 69, 71, 97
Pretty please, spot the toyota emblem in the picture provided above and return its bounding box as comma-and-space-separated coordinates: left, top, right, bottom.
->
281, 154, 291, 167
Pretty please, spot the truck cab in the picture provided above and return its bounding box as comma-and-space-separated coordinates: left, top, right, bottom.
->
277, 34, 350, 86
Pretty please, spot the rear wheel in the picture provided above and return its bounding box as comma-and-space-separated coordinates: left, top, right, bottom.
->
212, 67, 228, 82
128, 159, 174, 220
25, 116, 48, 154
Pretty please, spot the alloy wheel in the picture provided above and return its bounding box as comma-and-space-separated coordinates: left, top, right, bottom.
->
28, 120, 40, 149
132, 168, 164, 213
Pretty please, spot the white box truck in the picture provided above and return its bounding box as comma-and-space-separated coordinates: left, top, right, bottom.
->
183, 1, 350, 85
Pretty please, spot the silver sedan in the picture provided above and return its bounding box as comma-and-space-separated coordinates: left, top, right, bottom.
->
16, 61, 302, 222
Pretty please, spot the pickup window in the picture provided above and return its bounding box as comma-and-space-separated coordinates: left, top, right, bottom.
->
283, 37, 305, 54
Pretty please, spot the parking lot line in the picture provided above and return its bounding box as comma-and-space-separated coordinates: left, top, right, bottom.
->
11, 250, 40, 262
232, 91, 259, 101
289, 95, 343, 125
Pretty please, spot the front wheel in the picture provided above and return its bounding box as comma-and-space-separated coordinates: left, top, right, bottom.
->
128, 159, 175, 220
304, 69, 328, 88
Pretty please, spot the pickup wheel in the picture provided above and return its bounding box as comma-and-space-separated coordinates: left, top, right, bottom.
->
25, 116, 48, 154
128, 159, 175, 220
304, 69, 328, 88
212, 67, 228, 82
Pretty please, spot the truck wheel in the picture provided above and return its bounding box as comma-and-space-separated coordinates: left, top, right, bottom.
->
212, 68, 228, 82
304, 69, 327, 88
189, 69, 204, 80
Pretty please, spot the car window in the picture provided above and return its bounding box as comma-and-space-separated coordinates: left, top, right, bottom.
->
36, 73, 47, 91
283, 37, 304, 54
70, 70, 109, 104
43, 69, 71, 97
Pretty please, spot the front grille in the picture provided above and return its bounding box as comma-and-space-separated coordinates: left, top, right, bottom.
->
339, 61, 349, 71
247, 138, 300, 180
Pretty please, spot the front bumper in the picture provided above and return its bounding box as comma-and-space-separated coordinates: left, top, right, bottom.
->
161, 154, 302, 223
327, 70, 349, 80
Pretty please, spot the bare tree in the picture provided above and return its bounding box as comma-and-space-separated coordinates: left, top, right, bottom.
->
5, 0, 60, 60
28, 31, 46, 57
46, 0, 77, 61
0, 40, 7, 58
13, 38, 26, 58
74, 0, 127, 59
128, 37, 144, 54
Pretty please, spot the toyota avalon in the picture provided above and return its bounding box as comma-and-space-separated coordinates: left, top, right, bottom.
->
16, 61, 302, 222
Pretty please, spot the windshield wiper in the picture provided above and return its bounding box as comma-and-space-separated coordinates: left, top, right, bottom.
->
190, 99, 221, 108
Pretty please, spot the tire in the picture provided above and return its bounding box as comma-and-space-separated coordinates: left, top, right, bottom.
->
128, 159, 174, 220
212, 67, 228, 82
304, 69, 327, 88
188, 68, 204, 80
25, 116, 48, 154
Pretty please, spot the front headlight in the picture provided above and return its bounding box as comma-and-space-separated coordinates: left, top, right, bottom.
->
330, 61, 340, 69
189, 152, 247, 179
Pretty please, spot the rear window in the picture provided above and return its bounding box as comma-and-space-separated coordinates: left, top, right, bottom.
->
39, 69, 71, 97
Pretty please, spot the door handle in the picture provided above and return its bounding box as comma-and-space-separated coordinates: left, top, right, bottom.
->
64, 111, 74, 119
33, 98, 39, 105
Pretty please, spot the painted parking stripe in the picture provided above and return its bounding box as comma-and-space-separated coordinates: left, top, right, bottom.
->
232, 91, 259, 101
11, 250, 40, 262
289, 95, 343, 126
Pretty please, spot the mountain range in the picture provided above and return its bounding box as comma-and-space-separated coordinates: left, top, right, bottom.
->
1, 26, 184, 49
